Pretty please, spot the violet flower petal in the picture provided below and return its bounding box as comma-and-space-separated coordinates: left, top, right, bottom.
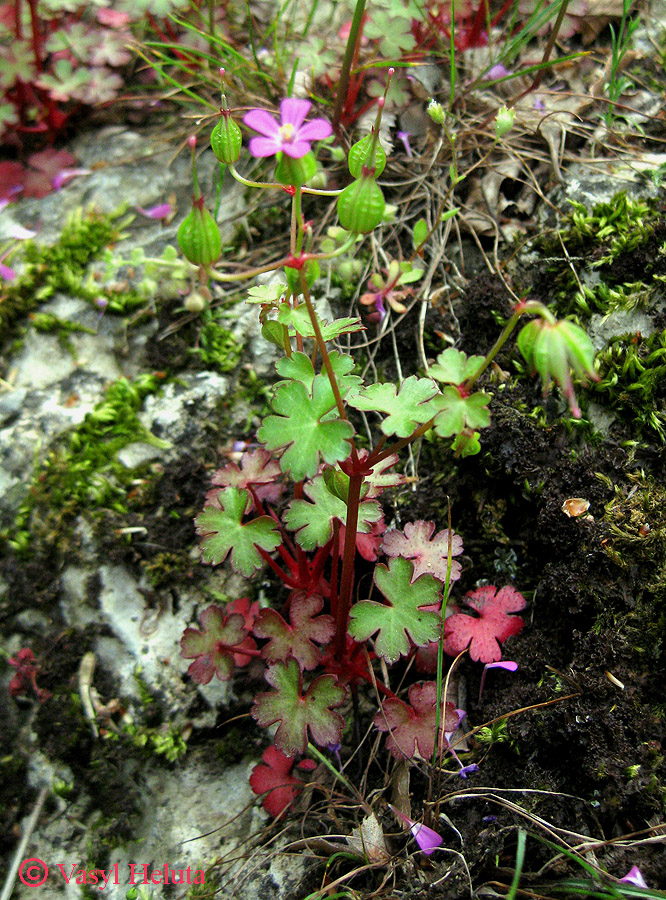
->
243, 109, 281, 137
136, 203, 172, 219
52, 168, 92, 191
396, 131, 413, 157
411, 822, 444, 855
0, 261, 17, 281
297, 119, 333, 142
248, 136, 282, 157
620, 866, 648, 888
281, 139, 313, 158
7, 224, 37, 240
280, 97, 311, 130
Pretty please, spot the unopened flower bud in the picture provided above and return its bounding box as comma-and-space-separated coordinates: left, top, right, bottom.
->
285, 258, 320, 294
337, 173, 385, 234
427, 99, 446, 125
495, 105, 515, 139
184, 290, 208, 313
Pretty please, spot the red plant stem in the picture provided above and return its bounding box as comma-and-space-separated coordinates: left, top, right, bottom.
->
257, 548, 300, 588
231, 645, 263, 658
26, 0, 43, 72
334, 471, 363, 656
466, 0, 488, 49
329, 520, 340, 619
310, 539, 334, 588
354, 665, 398, 700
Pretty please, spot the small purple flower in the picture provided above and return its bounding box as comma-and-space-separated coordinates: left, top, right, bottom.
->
243, 98, 332, 159
389, 804, 443, 855
52, 168, 92, 191
478, 660, 518, 704
620, 866, 647, 888
483, 64, 512, 81
136, 203, 173, 220
0, 257, 17, 281
396, 130, 413, 158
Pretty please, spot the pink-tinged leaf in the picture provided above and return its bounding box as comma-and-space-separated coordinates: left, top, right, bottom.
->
23, 149, 77, 198
374, 681, 460, 760
254, 594, 334, 671
0, 161, 25, 202
442, 585, 526, 663
180, 606, 251, 683
211, 448, 283, 510
251, 659, 347, 757
97, 8, 131, 27
6, 223, 37, 239
382, 520, 463, 583
363, 452, 407, 499
339, 514, 385, 562
249, 745, 306, 818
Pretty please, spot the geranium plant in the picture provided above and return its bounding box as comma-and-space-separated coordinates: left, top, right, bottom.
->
175, 75, 597, 819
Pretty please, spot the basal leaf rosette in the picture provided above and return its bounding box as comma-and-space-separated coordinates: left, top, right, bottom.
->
251, 659, 347, 757
348, 557, 442, 664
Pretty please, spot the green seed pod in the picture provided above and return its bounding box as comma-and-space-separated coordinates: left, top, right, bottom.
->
211, 112, 242, 164
177, 201, 222, 266
556, 320, 598, 382
517, 319, 542, 371
337, 175, 385, 234
348, 134, 386, 178
284, 258, 320, 294
275, 151, 317, 187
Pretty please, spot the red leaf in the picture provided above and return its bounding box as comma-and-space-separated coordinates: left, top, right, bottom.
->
249, 745, 305, 818
254, 594, 334, 671
442, 585, 526, 663
180, 606, 252, 683
226, 597, 260, 666
374, 682, 460, 760
23, 150, 77, 198
0, 161, 25, 202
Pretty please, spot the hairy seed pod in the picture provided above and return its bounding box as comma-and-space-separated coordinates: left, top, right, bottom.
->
337, 176, 385, 234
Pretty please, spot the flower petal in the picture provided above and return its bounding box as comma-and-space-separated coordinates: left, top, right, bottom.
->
280, 97, 311, 130
411, 822, 443, 855
244, 108, 281, 138
297, 119, 333, 142
0, 262, 17, 281
248, 136, 282, 158
620, 866, 647, 888
281, 140, 312, 159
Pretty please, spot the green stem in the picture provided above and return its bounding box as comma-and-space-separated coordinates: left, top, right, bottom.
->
332, 0, 367, 132
306, 743, 371, 813
461, 300, 555, 393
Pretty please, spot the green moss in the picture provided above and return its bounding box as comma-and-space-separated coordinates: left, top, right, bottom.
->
189, 308, 243, 373
0, 207, 130, 345
592, 328, 666, 442
7, 373, 168, 553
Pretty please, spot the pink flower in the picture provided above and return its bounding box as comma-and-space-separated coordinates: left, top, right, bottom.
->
389, 804, 443, 855
620, 866, 647, 888
243, 98, 332, 159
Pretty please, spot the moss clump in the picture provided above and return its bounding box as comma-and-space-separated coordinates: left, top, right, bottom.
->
189, 308, 243, 373
0, 207, 129, 345
592, 328, 666, 442
8, 373, 168, 553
